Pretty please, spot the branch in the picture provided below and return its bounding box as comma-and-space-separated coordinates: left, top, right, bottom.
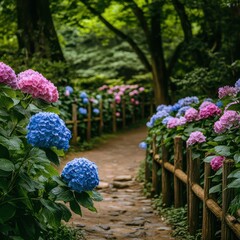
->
172, 0, 192, 42
80, 0, 152, 72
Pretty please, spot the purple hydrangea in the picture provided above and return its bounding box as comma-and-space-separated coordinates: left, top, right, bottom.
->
177, 96, 199, 107
186, 131, 206, 146
0, 62, 17, 89
139, 141, 147, 149
93, 108, 100, 115
199, 103, 222, 119
82, 97, 89, 104
218, 86, 238, 99
176, 106, 191, 117
146, 110, 169, 128
27, 112, 71, 151
213, 110, 240, 134
167, 117, 186, 128
199, 101, 212, 109
210, 156, 225, 171
61, 158, 99, 192
184, 108, 199, 122
235, 79, 240, 89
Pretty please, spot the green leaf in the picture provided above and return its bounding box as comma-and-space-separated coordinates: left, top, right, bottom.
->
75, 192, 97, 212
228, 169, 240, 179
213, 135, 230, 142
0, 158, 14, 172
228, 178, 240, 189
1, 95, 14, 110
209, 183, 222, 194
43, 148, 60, 166
70, 199, 82, 216
57, 203, 72, 222
234, 153, 240, 163
0, 136, 22, 152
214, 145, 231, 157
204, 155, 216, 163
89, 190, 103, 202
52, 176, 68, 187
0, 203, 16, 223
52, 187, 74, 202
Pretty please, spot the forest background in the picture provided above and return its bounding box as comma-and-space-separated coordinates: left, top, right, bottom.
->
0, 0, 240, 104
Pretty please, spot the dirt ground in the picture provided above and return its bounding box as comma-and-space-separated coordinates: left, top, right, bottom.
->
58, 125, 175, 240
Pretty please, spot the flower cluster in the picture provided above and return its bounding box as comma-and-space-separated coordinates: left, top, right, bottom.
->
199, 103, 222, 119
0, 62, 18, 89
186, 131, 206, 146
167, 117, 186, 129
210, 156, 225, 171
27, 112, 71, 151
214, 110, 240, 134
139, 141, 147, 149
218, 86, 238, 99
17, 69, 59, 103
61, 158, 99, 192
184, 108, 199, 122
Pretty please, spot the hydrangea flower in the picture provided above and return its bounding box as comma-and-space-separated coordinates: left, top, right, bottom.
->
27, 112, 71, 151
176, 106, 191, 117
213, 110, 240, 134
79, 107, 87, 115
215, 100, 223, 108
61, 158, 99, 193
82, 98, 89, 104
93, 108, 100, 115
162, 116, 174, 125
167, 117, 186, 128
210, 156, 225, 171
218, 86, 238, 99
0, 62, 18, 89
184, 108, 199, 122
199, 103, 221, 119
172, 103, 181, 112
199, 101, 212, 109
80, 91, 88, 98
65, 86, 73, 96
17, 69, 59, 103
139, 141, 147, 149
178, 96, 199, 107
115, 95, 121, 103
146, 110, 169, 128
235, 79, 240, 89
186, 131, 206, 146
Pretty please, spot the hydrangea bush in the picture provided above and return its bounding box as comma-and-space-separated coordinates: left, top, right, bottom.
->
0, 62, 102, 239
144, 79, 240, 219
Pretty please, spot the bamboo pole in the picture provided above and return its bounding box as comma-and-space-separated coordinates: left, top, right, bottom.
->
221, 160, 235, 240
87, 102, 91, 141
187, 148, 201, 235
174, 136, 184, 208
202, 163, 218, 240
151, 136, 161, 197
161, 140, 172, 207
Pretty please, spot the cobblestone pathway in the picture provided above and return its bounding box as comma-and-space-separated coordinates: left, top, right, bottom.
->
60, 126, 175, 240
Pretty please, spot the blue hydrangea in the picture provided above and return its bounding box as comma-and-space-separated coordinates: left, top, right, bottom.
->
146, 110, 169, 128
80, 91, 88, 98
27, 112, 71, 151
204, 98, 213, 102
235, 79, 240, 88
176, 106, 191, 117
65, 86, 73, 93
79, 107, 87, 115
139, 141, 147, 149
216, 100, 223, 108
82, 97, 89, 104
162, 116, 174, 125
178, 96, 199, 107
93, 108, 100, 115
61, 158, 99, 193
156, 104, 167, 111
172, 103, 181, 111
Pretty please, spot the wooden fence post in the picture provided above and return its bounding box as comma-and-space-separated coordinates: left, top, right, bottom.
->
187, 147, 201, 235
87, 103, 91, 141
151, 135, 161, 197
99, 99, 103, 135
221, 159, 235, 240
71, 103, 78, 145
141, 97, 145, 119
202, 162, 218, 240
112, 100, 117, 133
122, 99, 126, 128
162, 140, 172, 207
174, 136, 185, 208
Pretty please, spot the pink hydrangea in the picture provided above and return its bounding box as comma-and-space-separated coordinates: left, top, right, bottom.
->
139, 87, 145, 92
199, 103, 222, 119
186, 131, 206, 146
17, 69, 58, 103
210, 156, 225, 171
167, 117, 186, 129
116, 112, 120, 117
115, 95, 121, 104
184, 108, 199, 122
218, 86, 238, 99
199, 101, 212, 109
213, 110, 240, 134
0, 62, 18, 89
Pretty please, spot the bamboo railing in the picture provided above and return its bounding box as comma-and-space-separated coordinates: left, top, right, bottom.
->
147, 135, 240, 240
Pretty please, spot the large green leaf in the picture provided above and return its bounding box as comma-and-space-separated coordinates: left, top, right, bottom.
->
214, 145, 231, 157
70, 199, 82, 216
234, 153, 240, 163
0, 158, 14, 172
57, 203, 72, 222
0, 136, 22, 152
75, 192, 97, 212
43, 148, 60, 166
0, 95, 14, 110
209, 183, 222, 194
228, 179, 240, 189
0, 203, 16, 223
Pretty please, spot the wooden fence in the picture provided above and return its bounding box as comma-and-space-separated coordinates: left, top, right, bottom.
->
65, 99, 154, 143
146, 135, 240, 240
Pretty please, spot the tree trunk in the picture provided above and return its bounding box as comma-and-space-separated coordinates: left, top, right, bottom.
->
16, 0, 64, 61
149, 0, 169, 105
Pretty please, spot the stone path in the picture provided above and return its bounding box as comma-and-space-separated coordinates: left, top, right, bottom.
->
60, 126, 175, 240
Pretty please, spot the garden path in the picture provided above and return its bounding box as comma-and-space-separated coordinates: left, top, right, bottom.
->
59, 125, 175, 240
